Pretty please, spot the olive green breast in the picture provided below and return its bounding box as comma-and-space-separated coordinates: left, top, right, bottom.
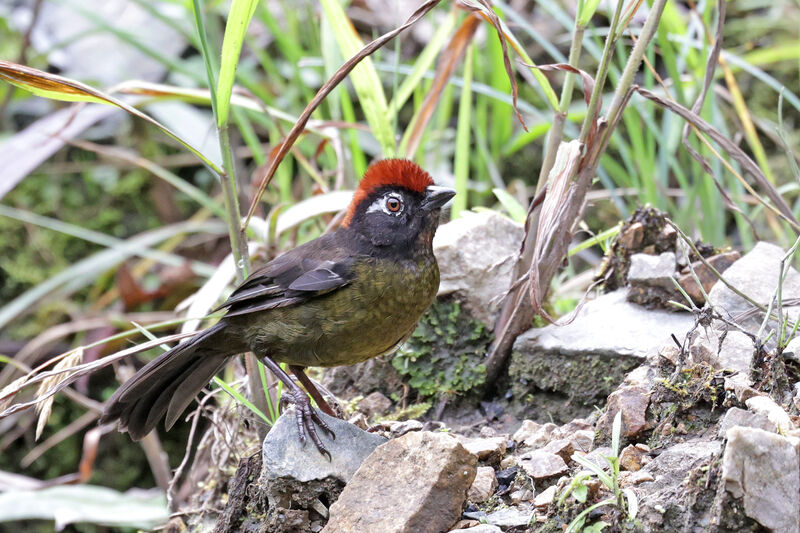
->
242, 256, 440, 367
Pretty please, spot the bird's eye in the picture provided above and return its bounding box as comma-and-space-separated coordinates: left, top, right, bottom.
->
386, 196, 403, 213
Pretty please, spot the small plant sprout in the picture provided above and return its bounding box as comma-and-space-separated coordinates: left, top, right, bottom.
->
561, 411, 638, 532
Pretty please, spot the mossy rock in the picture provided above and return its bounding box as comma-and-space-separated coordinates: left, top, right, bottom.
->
507, 349, 642, 423
392, 297, 493, 400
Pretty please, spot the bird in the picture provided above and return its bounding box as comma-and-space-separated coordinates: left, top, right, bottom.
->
100, 159, 455, 456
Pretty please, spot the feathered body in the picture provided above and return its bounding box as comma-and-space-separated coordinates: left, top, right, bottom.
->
102, 160, 454, 444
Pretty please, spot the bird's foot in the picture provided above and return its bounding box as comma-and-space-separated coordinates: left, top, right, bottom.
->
282, 388, 336, 459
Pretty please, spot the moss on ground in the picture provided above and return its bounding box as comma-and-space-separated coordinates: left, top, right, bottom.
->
392, 297, 492, 400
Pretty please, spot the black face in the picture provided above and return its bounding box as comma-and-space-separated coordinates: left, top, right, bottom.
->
348, 185, 455, 251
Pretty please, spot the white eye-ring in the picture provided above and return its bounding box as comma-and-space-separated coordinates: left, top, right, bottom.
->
367, 193, 404, 216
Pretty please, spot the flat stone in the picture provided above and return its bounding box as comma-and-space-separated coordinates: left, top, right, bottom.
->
433, 211, 524, 325
510, 291, 693, 421
597, 385, 650, 438
718, 407, 777, 438
745, 396, 795, 433
484, 507, 535, 528
689, 329, 755, 374
467, 467, 498, 503
722, 426, 800, 533
677, 251, 740, 305
261, 407, 386, 484
512, 420, 541, 444
448, 525, 501, 533
533, 485, 558, 508
724, 373, 759, 402
519, 451, 569, 479
708, 242, 800, 332
628, 252, 677, 289
521, 422, 557, 449
619, 470, 654, 487
541, 439, 574, 462
322, 431, 476, 533
518, 290, 694, 359
458, 436, 507, 464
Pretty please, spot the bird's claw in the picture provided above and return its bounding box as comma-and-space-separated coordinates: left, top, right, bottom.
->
286, 389, 335, 459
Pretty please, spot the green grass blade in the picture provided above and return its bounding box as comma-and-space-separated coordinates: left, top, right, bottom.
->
452, 44, 474, 219
319, 0, 395, 156
213, 377, 271, 424
216, 0, 259, 127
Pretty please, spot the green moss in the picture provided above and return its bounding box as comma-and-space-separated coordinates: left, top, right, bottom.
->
392, 297, 492, 399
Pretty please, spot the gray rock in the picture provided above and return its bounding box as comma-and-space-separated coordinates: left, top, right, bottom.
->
519, 450, 569, 479
597, 385, 650, 438
628, 252, 677, 288
708, 242, 800, 331
718, 407, 777, 438
457, 436, 506, 464
322, 431, 477, 533
467, 466, 498, 503
721, 426, 800, 533
261, 407, 386, 484
448, 525, 502, 533
357, 391, 392, 418
510, 290, 693, 421
688, 329, 755, 374
484, 507, 534, 528
433, 211, 523, 325
745, 396, 795, 433
636, 440, 722, 531
533, 485, 558, 508
520, 290, 694, 359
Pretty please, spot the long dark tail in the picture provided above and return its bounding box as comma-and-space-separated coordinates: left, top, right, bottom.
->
100, 323, 235, 440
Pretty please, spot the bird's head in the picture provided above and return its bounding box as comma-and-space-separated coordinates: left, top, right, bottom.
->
342, 159, 455, 250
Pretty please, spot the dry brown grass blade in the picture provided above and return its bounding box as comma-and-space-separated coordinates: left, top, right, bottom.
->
528, 140, 583, 320
459, 0, 526, 129
402, 15, 481, 158
34, 348, 84, 440
523, 62, 600, 142
0, 331, 195, 418
242, 0, 443, 231
634, 86, 799, 230
0, 60, 221, 174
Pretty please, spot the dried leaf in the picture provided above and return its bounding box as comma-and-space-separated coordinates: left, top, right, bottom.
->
635, 86, 798, 229
401, 15, 481, 158
0, 60, 221, 174
35, 348, 83, 440
457, 0, 527, 129
529, 140, 583, 320
0, 332, 194, 419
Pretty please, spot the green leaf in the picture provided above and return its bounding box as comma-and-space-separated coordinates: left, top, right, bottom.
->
216, 0, 259, 127
583, 520, 610, 533
452, 43, 474, 219
577, 0, 603, 26
0, 485, 167, 530
213, 376, 271, 424
573, 482, 588, 503
492, 188, 527, 223
319, 0, 395, 156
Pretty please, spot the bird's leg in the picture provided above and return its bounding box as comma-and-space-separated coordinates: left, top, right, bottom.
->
259, 356, 334, 458
289, 365, 338, 417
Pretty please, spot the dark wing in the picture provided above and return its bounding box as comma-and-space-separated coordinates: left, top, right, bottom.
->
214, 232, 355, 318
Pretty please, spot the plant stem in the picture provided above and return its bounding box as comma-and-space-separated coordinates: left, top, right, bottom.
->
579, 0, 624, 144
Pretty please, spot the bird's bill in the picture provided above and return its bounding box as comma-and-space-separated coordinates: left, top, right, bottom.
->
421, 185, 456, 211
